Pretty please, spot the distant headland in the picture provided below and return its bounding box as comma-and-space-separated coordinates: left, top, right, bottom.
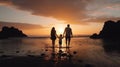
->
90, 20, 120, 39
0, 26, 27, 39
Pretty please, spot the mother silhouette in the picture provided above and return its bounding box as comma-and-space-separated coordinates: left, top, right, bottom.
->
50, 27, 57, 47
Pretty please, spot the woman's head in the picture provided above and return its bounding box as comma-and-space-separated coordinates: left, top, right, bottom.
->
52, 27, 55, 30
51, 27, 56, 36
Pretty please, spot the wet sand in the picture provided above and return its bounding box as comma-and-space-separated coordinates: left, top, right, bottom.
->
0, 55, 93, 67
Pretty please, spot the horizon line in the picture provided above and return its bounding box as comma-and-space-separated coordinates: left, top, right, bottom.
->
28, 35, 90, 37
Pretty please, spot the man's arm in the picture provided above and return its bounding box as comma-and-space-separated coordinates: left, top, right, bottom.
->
71, 28, 73, 37
63, 28, 66, 36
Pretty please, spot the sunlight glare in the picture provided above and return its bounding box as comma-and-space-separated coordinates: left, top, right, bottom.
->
55, 24, 66, 35
57, 28, 64, 35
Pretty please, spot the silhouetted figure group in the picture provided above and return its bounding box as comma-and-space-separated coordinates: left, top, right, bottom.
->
50, 24, 73, 48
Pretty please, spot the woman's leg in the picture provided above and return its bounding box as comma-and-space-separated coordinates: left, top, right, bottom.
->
52, 40, 55, 47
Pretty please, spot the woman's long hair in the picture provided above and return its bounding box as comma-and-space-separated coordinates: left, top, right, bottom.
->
51, 27, 56, 37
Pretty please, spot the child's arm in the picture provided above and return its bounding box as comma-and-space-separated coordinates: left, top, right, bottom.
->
62, 36, 64, 39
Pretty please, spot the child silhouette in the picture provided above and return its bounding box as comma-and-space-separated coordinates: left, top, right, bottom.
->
57, 34, 64, 48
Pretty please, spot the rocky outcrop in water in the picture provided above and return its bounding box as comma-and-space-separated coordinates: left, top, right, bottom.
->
0, 26, 27, 39
90, 20, 120, 39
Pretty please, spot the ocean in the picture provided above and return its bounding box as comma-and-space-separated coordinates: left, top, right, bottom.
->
0, 37, 120, 67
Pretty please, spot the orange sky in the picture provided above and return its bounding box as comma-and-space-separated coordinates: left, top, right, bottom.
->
22, 23, 104, 36
0, 0, 120, 36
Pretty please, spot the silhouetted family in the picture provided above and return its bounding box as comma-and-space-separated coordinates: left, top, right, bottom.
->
50, 24, 73, 48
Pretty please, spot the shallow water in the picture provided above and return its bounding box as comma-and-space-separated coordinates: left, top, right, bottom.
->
0, 37, 120, 67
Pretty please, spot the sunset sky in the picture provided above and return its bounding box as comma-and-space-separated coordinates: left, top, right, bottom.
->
0, 0, 120, 36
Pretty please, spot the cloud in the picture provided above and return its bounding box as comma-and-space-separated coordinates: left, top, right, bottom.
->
0, 0, 91, 24
0, 0, 12, 5
0, 21, 43, 30
85, 17, 120, 23
0, 0, 120, 24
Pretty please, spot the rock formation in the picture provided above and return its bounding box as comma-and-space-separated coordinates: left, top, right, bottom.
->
0, 26, 27, 39
90, 20, 120, 39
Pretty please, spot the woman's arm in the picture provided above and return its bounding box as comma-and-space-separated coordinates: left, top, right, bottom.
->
56, 33, 59, 38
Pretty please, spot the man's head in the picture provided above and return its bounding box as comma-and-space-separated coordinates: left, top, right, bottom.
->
67, 24, 70, 27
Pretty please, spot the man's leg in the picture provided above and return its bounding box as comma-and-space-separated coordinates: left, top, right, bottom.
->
66, 37, 68, 47
68, 38, 71, 47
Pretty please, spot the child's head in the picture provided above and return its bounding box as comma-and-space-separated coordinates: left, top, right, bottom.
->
60, 34, 62, 37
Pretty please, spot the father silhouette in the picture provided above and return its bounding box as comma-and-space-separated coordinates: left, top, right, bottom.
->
63, 24, 73, 47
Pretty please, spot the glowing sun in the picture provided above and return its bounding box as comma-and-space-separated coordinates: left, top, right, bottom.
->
55, 24, 66, 35
57, 28, 64, 35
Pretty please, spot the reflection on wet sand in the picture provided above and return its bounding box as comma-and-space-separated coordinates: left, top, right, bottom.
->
45, 45, 74, 67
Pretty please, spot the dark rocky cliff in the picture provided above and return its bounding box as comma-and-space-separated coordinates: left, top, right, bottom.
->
0, 26, 27, 39
90, 20, 120, 39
